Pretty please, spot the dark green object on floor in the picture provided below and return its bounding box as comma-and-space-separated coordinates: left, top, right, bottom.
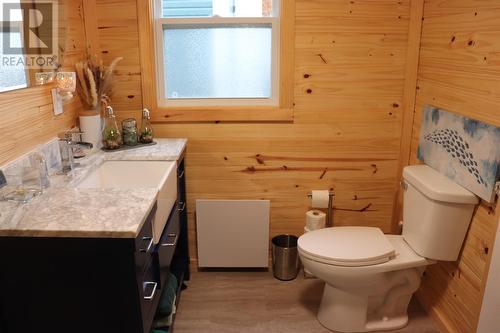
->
158, 273, 178, 316
151, 330, 169, 333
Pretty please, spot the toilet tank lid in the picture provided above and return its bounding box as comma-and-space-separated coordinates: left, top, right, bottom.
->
403, 165, 478, 204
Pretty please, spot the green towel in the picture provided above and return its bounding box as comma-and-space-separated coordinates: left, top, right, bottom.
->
154, 300, 176, 329
157, 273, 178, 316
151, 330, 169, 333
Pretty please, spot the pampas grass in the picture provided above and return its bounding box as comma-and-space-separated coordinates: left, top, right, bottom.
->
75, 55, 123, 111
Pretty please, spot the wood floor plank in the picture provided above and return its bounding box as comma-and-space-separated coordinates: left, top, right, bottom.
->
173, 271, 441, 333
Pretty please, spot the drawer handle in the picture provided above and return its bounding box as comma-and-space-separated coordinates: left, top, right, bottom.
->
178, 202, 186, 213
178, 170, 185, 179
140, 237, 154, 253
162, 233, 178, 247
143, 281, 157, 300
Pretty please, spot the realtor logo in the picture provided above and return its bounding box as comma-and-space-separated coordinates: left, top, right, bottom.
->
1, 0, 58, 68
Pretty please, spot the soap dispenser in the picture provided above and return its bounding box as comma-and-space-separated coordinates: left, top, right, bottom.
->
102, 106, 122, 150
139, 108, 154, 144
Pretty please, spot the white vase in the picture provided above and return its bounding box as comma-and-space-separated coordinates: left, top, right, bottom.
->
79, 113, 103, 152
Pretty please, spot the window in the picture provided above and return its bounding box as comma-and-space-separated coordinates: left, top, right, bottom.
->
154, 0, 280, 107
138, 0, 294, 122
0, 0, 28, 92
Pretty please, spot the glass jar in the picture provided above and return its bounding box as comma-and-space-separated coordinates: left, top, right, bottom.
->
139, 108, 154, 144
3, 162, 43, 203
122, 118, 138, 146
102, 106, 122, 150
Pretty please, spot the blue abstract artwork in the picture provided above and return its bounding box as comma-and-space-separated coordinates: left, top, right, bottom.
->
418, 106, 500, 203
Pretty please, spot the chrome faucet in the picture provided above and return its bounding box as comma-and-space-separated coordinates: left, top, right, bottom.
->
59, 132, 93, 174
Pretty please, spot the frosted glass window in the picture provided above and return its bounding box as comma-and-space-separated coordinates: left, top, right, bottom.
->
163, 24, 272, 99
162, 0, 273, 18
0, 31, 27, 92
162, 0, 213, 17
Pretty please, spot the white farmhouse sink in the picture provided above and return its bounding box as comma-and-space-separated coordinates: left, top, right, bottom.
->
77, 161, 177, 243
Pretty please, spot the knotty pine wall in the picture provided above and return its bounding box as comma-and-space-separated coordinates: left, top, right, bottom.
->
3, 0, 496, 330
94, 0, 413, 261
407, 1, 500, 332
0, 0, 86, 166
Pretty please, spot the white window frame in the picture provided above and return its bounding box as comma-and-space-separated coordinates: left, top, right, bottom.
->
153, 0, 280, 108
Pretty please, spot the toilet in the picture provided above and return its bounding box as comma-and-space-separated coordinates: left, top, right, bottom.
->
298, 165, 479, 332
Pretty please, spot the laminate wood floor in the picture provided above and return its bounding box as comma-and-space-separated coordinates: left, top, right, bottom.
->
174, 270, 441, 333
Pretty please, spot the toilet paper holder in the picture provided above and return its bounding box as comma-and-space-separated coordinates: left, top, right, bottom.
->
307, 191, 334, 228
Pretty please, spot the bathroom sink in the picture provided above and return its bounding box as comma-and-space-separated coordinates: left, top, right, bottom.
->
77, 161, 177, 243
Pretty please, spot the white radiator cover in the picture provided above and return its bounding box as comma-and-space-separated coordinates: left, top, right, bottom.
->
196, 200, 270, 268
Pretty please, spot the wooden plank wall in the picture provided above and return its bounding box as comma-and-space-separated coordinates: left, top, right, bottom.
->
0, 0, 85, 166
408, 1, 500, 332
93, 0, 413, 259
3, 1, 496, 331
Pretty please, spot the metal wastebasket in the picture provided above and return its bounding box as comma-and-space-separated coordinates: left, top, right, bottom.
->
272, 235, 299, 281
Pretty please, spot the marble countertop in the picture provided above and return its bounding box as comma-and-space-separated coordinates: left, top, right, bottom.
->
0, 138, 186, 238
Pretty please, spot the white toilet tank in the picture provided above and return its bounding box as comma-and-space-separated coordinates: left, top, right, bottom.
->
402, 165, 479, 261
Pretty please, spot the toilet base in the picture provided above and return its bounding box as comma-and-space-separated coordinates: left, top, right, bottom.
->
316, 267, 423, 332
317, 284, 410, 332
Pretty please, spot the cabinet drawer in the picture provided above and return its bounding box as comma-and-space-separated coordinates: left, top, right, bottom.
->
154, 204, 180, 288
135, 204, 156, 272
139, 261, 160, 333
177, 160, 186, 201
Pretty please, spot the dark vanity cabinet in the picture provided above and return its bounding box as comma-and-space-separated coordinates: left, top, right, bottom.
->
0, 158, 190, 333
170, 158, 190, 282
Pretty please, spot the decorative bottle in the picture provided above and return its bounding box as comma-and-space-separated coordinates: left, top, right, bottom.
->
122, 118, 138, 146
139, 108, 154, 144
102, 106, 122, 150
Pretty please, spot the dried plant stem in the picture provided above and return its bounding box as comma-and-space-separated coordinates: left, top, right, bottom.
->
75, 56, 123, 111
75, 62, 90, 106
86, 67, 98, 108
101, 57, 123, 96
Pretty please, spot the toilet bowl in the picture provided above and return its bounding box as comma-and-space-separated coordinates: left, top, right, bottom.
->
299, 228, 432, 332
298, 165, 479, 332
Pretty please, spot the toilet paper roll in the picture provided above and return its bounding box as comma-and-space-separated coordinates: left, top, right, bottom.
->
306, 210, 326, 231
311, 190, 330, 208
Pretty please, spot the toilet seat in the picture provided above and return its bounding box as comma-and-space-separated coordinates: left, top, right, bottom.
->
298, 227, 396, 267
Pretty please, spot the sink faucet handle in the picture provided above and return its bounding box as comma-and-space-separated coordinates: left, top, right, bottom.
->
60, 130, 85, 142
